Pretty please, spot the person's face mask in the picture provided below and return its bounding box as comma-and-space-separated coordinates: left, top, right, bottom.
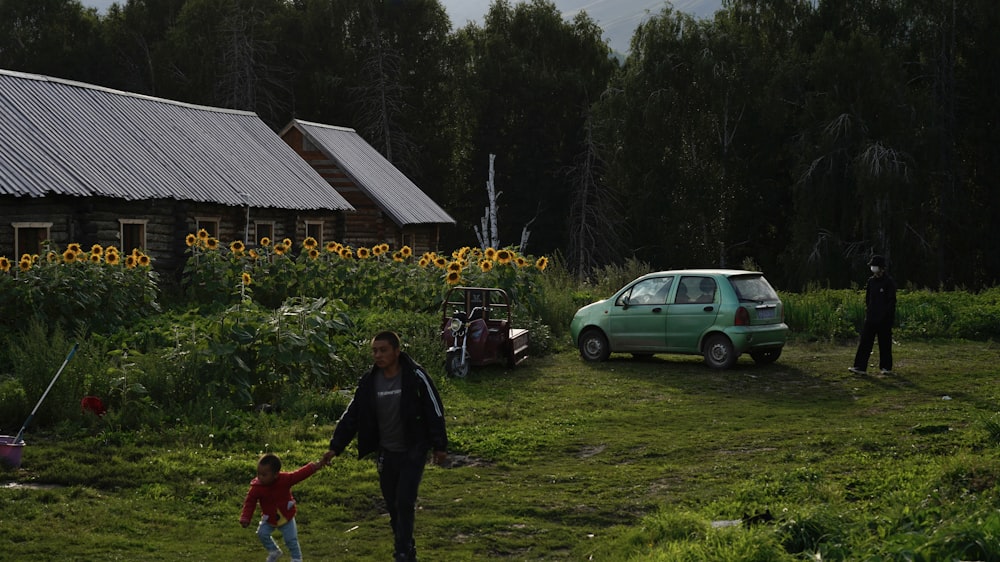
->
871, 266, 881, 274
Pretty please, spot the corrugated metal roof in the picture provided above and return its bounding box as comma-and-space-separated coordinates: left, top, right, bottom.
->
283, 119, 454, 226
0, 69, 353, 211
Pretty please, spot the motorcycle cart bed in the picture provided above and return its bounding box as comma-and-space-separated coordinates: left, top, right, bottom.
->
440, 286, 529, 376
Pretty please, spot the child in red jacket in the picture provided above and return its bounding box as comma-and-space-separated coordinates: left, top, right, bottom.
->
240, 453, 328, 562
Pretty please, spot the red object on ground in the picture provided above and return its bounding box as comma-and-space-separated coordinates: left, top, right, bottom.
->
80, 396, 107, 417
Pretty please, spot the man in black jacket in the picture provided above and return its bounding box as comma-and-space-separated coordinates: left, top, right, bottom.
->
324, 331, 448, 562
849, 255, 897, 375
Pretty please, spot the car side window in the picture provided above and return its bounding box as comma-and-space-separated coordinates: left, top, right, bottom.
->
618, 277, 673, 306
694, 277, 717, 303
676, 276, 716, 304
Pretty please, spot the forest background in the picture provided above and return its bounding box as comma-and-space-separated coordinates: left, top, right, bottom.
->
1, 0, 997, 291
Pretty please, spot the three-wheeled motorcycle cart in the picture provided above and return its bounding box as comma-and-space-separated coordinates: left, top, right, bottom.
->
440, 286, 530, 377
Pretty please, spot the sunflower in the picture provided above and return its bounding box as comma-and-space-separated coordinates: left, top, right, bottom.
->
0, 257, 10, 272
325, 241, 339, 253
282, 238, 292, 248
197, 229, 209, 240
371, 244, 383, 257
18, 257, 31, 272
105, 251, 120, 266
308, 248, 320, 260
20, 253, 32, 263
496, 249, 512, 264
88, 244, 102, 256
445, 271, 461, 285
479, 259, 493, 272
484, 247, 497, 260
206, 237, 219, 251
248, 249, 259, 260
241, 272, 252, 286
535, 256, 549, 271
137, 254, 151, 267
67, 243, 82, 254
434, 256, 448, 269
259, 237, 271, 247
357, 247, 371, 259
125, 255, 137, 269
45, 251, 58, 263
379, 243, 389, 254
515, 256, 528, 268
400, 245, 412, 258
63, 249, 77, 263
418, 257, 429, 268
89, 253, 102, 264
230, 240, 245, 254
185, 233, 197, 247
273, 243, 287, 256
340, 248, 354, 260
446, 261, 462, 273
303, 236, 318, 250
392, 251, 404, 262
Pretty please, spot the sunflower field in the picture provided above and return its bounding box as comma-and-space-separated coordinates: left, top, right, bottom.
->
181, 229, 550, 315
0, 242, 159, 336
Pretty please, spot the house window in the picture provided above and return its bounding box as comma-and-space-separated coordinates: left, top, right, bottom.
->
305, 221, 323, 244
12, 222, 52, 258
254, 222, 274, 246
195, 217, 220, 239
119, 220, 148, 253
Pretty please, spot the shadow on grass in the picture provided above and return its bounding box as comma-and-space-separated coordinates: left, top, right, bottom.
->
572, 352, 858, 408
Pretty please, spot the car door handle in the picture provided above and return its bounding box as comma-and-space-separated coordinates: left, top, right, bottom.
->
703, 306, 714, 312
652, 307, 663, 313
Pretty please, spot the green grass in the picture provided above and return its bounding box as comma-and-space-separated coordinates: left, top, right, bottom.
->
3, 340, 1000, 560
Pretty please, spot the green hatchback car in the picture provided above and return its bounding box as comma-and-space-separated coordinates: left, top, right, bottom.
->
570, 269, 788, 369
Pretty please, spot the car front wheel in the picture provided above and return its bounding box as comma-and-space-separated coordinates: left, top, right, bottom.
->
750, 348, 782, 365
703, 334, 736, 369
579, 329, 610, 362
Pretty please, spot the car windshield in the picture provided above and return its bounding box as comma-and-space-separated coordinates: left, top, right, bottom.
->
730, 275, 780, 302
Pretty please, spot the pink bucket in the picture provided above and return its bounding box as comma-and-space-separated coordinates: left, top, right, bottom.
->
0, 435, 24, 469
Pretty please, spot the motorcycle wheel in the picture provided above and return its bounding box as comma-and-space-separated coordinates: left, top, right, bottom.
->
446, 350, 470, 379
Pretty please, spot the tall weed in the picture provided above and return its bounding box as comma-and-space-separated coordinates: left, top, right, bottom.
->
0, 321, 83, 432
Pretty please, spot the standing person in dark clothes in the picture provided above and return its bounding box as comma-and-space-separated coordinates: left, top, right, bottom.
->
323, 331, 448, 562
849, 255, 897, 375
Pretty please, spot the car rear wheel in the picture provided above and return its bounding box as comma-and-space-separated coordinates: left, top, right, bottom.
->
750, 348, 782, 365
579, 329, 610, 362
703, 334, 736, 369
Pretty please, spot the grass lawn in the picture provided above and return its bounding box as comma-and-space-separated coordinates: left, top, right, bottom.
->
3, 340, 1000, 560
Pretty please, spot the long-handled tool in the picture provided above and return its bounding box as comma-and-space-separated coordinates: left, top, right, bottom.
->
13, 343, 79, 444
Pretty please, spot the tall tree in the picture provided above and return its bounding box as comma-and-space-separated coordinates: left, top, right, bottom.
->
0, 0, 105, 82
100, 0, 188, 95
566, 106, 623, 275
602, 6, 772, 271
160, 0, 293, 126
453, 0, 616, 253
